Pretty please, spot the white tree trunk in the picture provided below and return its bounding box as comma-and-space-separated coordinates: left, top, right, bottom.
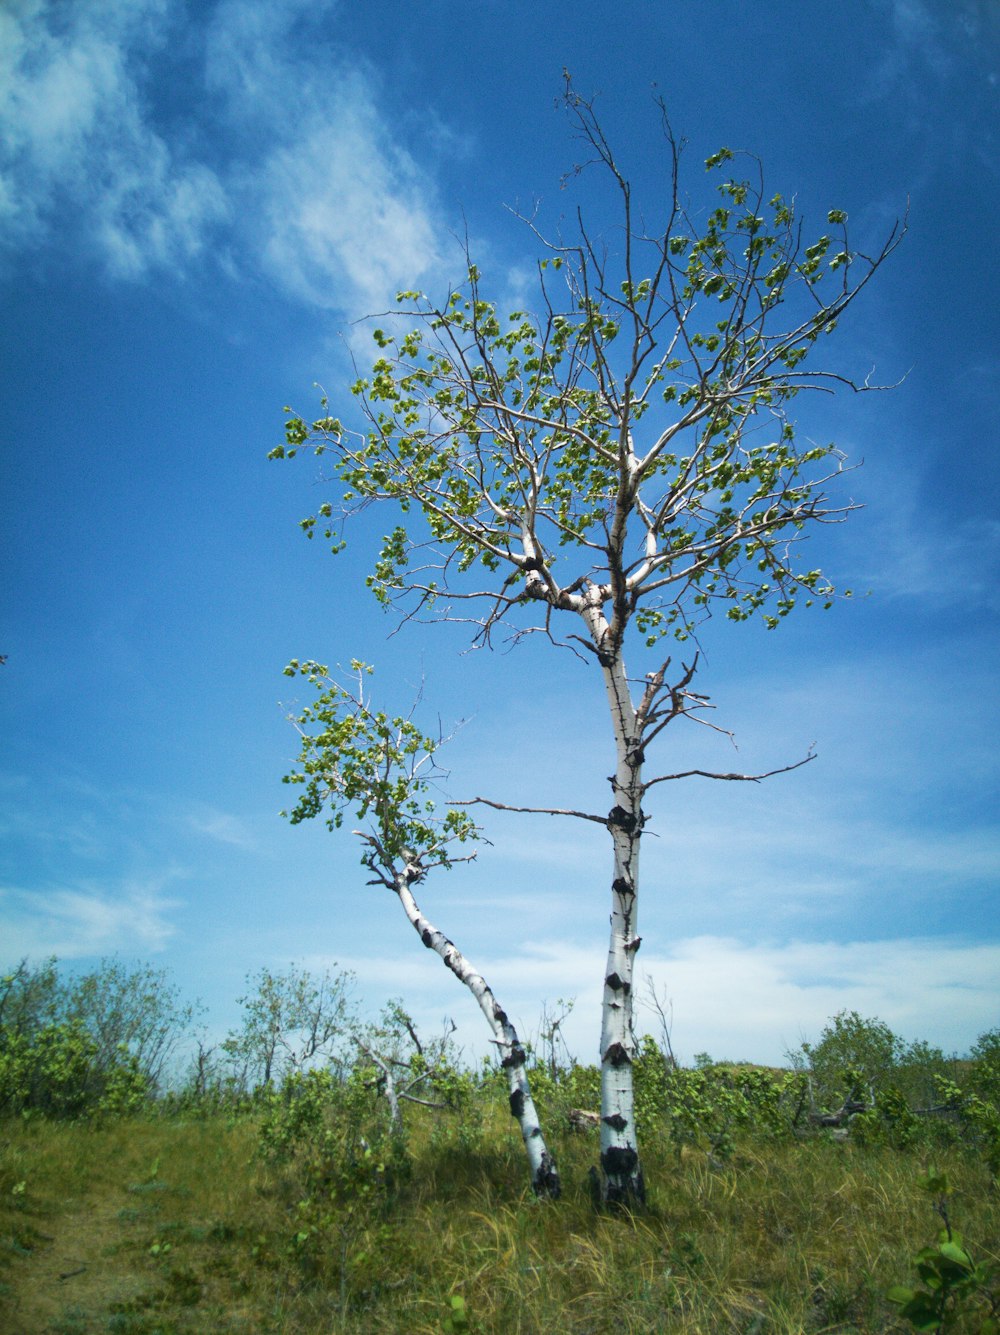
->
394, 870, 561, 1198
585, 600, 646, 1206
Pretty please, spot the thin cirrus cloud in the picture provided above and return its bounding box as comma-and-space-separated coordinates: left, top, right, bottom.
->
0, 874, 182, 960
859, 0, 999, 128
186, 806, 258, 850
1, 0, 448, 312
835, 441, 1000, 613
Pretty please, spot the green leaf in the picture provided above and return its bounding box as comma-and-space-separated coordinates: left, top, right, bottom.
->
705, 148, 734, 170
887, 1285, 916, 1304
443, 1293, 470, 1333
938, 1241, 973, 1269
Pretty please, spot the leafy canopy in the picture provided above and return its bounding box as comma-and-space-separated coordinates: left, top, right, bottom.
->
281, 659, 480, 877
272, 89, 902, 657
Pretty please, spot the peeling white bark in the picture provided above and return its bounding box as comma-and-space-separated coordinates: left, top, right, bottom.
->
394, 870, 561, 1198
583, 597, 647, 1207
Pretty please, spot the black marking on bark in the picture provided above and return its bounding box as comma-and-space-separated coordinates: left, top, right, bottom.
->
509, 1089, 525, 1119
602, 1113, 628, 1132
601, 1145, 638, 1176
607, 805, 642, 834
532, 1151, 562, 1200
501, 1048, 525, 1069
420, 928, 434, 948
605, 972, 631, 995
603, 1042, 631, 1068
602, 1160, 647, 1209
493, 1003, 509, 1026
611, 876, 635, 899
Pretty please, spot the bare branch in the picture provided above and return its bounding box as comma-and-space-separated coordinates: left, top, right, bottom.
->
642, 751, 815, 792
452, 795, 608, 826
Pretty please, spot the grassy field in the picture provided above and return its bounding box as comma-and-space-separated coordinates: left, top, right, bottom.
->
2, 1095, 997, 1335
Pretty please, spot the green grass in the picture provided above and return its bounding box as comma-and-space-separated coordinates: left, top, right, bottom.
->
1, 1102, 997, 1334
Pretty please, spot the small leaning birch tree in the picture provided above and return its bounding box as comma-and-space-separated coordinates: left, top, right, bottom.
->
280, 659, 561, 1198
274, 82, 903, 1206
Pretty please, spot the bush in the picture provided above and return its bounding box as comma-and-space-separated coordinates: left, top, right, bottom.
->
0, 957, 193, 1118
887, 1170, 1000, 1332
791, 1010, 905, 1109
257, 1063, 410, 1297
0, 1019, 148, 1117
970, 1029, 1000, 1107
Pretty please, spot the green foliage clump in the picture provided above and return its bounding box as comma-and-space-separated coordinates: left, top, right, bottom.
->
792, 1008, 907, 1103
637, 1041, 805, 1158
520, 1020, 1000, 1177
257, 1062, 411, 1302
792, 1011, 999, 1160
931, 1076, 1000, 1179
853, 1083, 925, 1151
969, 1030, 1000, 1099
258, 1066, 343, 1161
520, 1054, 600, 1125
0, 958, 194, 1118
888, 1170, 1000, 1333
0, 1018, 148, 1117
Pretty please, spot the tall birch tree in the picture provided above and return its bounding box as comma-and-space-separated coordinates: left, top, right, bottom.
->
274, 84, 903, 1205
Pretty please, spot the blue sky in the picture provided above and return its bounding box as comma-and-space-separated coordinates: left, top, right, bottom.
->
1, 0, 998, 1069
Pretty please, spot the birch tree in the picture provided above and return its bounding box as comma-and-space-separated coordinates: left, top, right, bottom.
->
280, 659, 561, 1198
274, 83, 903, 1206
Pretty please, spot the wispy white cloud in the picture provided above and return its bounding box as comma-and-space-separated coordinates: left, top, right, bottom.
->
879, 0, 1000, 73
642, 935, 1000, 1065
0, 873, 183, 959
252, 107, 445, 313
1, 0, 451, 310
886, 0, 948, 73
861, 0, 1000, 115
187, 806, 258, 850
0, 0, 228, 276
203, 0, 447, 312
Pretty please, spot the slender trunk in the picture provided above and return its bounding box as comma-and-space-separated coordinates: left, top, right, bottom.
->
394, 869, 561, 1198
584, 601, 646, 1207
354, 1039, 403, 1133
